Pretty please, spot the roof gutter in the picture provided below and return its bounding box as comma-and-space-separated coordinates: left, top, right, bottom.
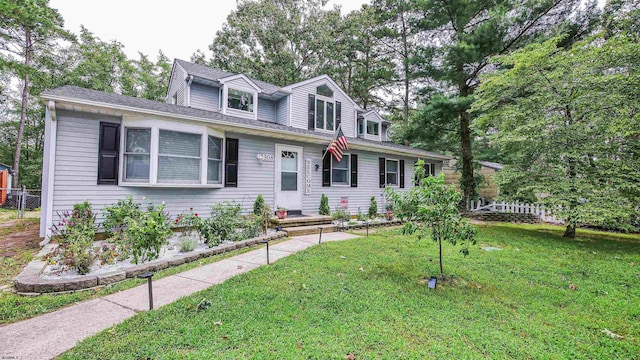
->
40, 94, 450, 161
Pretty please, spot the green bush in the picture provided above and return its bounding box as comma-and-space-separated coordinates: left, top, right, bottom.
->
357, 211, 367, 222
197, 202, 258, 247
368, 196, 378, 219
332, 209, 350, 222
125, 203, 173, 264
51, 201, 97, 274
102, 196, 142, 260
319, 194, 330, 215
253, 194, 266, 216
180, 237, 196, 252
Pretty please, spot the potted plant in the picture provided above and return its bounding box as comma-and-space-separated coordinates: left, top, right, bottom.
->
385, 203, 394, 221
276, 207, 287, 219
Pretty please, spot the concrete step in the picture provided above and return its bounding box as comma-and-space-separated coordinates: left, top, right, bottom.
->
284, 223, 339, 237
270, 215, 333, 228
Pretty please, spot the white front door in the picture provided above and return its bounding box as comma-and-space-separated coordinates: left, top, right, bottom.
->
275, 144, 303, 210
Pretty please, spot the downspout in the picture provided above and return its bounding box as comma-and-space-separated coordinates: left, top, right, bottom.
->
186, 75, 194, 107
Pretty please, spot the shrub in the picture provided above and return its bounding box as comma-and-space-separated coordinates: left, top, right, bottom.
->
102, 196, 143, 259
180, 237, 196, 252
357, 211, 367, 222
253, 194, 266, 216
197, 202, 256, 247
319, 194, 330, 215
255, 202, 272, 235
332, 209, 350, 222
125, 203, 173, 264
101, 196, 141, 235
50, 201, 97, 274
368, 196, 378, 219
175, 208, 202, 240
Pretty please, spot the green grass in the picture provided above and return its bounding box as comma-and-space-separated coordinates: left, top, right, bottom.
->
0, 208, 40, 224
0, 242, 272, 325
59, 224, 640, 359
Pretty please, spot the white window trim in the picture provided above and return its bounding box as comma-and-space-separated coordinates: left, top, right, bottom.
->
366, 119, 380, 137
315, 94, 335, 133
330, 153, 350, 186
221, 83, 258, 120
119, 118, 225, 188
385, 158, 399, 187
206, 135, 224, 185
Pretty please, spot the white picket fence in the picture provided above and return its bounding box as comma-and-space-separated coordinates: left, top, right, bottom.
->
467, 200, 564, 224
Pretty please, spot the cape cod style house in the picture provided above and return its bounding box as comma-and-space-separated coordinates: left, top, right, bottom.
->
38, 59, 450, 238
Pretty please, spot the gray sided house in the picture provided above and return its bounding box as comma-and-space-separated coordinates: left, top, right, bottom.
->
39, 59, 450, 238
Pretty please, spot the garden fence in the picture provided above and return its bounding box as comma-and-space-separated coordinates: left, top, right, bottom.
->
0, 186, 42, 218
467, 199, 564, 224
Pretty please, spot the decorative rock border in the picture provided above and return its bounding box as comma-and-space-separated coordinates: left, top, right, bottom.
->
14, 231, 288, 294
336, 219, 404, 231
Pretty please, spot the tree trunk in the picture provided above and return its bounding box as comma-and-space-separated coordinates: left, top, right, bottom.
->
401, 11, 409, 124
13, 29, 31, 189
563, 223, 576, 238
459, 82, 474, 204
438, 237, 443, 275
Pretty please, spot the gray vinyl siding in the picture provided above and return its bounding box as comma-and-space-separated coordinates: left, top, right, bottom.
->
299, 143, 416, 215
381, 124, 388, 142
47, 109, 434, 233
51, 111, 275, 228
276, 97, 288, 125
190, 83, 219, 111
289, 79, 356, 138
167, 64, 187, 105
257, 97, 276, 122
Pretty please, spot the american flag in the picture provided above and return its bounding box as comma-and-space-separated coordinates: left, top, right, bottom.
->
328, 125, 349, 162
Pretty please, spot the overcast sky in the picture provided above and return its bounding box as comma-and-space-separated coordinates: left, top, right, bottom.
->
48, 0, 369, 62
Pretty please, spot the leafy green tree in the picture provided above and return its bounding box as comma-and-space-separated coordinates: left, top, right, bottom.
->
134, 51, 172, 102
399, 0, 594, 204
473, 32, 640, 237
319, 194, 330, 215
0, 0, 73, 187
387, 160, 476, 275
368, 196, 378, 218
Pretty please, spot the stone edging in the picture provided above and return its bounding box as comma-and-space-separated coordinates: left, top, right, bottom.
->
14, 231, 288, 294
337, 219, 403, 231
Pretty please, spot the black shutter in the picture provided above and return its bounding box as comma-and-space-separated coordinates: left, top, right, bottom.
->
335, 101, 342, 130
430, 163, 436, 176
97, 122, 120, 185
379, 157, 386, 188
414, 160, 420, 186
400, 160, 405, 188
350, 154, 357, 187
225, 138, 238, 187
322, 151, 331, 187
308, 94, 316, 130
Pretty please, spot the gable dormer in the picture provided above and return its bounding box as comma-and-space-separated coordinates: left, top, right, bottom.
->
359, 110, 390, 142
283, 75, 361, 138
219, 74, 262, 120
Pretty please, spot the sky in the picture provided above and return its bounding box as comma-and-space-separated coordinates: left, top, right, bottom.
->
48, 0, 369, 62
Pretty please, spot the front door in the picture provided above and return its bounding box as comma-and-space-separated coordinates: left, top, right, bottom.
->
275, 144, 303, 211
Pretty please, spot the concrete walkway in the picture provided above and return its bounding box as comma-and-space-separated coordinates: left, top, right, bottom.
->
0, 232, 359, 360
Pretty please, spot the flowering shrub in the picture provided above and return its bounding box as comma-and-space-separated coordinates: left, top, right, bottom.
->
126, 203, 173, 264
50, 201, 97, 274
102, 196, 142, 259
197, 202, 260, 247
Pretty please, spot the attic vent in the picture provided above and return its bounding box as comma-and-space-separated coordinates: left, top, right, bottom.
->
316, 84, 333, 98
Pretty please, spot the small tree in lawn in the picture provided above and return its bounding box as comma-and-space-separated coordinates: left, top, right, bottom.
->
368, 196, 378, 219
387, 160, 476, 276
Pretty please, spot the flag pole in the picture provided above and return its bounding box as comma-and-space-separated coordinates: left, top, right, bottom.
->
321, 123, 342, 162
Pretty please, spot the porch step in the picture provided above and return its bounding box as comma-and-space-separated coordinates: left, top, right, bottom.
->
270, 215, 333, 228
284, 223, 339, 237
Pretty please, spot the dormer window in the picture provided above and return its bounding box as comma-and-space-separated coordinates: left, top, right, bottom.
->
228, 88, 254, 113
367, 121, 379, 136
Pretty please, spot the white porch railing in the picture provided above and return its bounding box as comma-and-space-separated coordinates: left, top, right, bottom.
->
467, 199, 564, 224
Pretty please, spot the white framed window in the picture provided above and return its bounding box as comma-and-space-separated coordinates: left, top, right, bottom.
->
228, 88, 254, 112
367, 121, 379, 136
207, 136, 223, 184
121, 121, 225, 187
124, 128, 151, 182
157, 130, 201, 184
331, 154, 350, 185
386, 159, 398, 186
316, 97, 334, 131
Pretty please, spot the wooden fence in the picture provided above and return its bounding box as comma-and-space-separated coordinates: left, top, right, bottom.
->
467, 200, 564, 224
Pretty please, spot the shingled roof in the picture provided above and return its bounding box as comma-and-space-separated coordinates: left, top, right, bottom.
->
42, 85, 451, 161
175, 59, 283, 95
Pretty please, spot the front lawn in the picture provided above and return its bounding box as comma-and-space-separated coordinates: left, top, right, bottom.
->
61, 224, 640, 359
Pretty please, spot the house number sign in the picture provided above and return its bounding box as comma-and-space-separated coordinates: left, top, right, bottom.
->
256, 153, 274, 162
305, 159, 312, 195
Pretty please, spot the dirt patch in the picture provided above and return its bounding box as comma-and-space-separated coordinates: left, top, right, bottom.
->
0, 219, 41, 257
